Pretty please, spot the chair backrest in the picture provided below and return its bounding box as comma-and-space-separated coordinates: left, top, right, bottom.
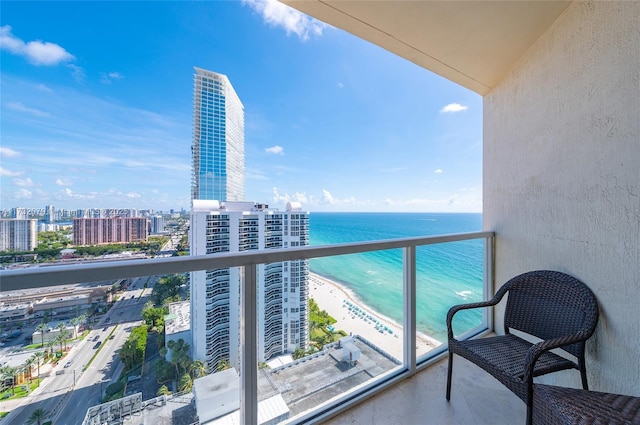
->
503, 270, 599, 357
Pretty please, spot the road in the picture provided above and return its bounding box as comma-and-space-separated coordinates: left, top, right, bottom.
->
3, 276, 154, 425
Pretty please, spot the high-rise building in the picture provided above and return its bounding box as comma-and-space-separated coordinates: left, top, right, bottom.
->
44, 205, 55, 223
73, 217, 149, 245
150, 215, 164, 234
191, 68, 245, 203
0, 219, 38, 252
190, 200, 309, 371
11, 208, 28, 220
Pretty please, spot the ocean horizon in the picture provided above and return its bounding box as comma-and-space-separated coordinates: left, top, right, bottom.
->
308, 212, 484, 341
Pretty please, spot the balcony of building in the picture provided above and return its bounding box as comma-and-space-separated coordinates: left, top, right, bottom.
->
1, 1, 637, 424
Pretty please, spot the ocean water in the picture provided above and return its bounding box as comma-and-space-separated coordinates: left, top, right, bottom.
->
309, 212, 484, 341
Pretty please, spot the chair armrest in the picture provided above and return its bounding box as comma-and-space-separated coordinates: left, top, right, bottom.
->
446, 295, 504, 340
523, 331, 592, 385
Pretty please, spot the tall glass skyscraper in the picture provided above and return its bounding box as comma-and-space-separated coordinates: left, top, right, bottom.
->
191, 67, 245, 202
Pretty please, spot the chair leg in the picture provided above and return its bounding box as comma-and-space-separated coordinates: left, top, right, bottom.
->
446, 352, 453, 401
579, 354, 589, 390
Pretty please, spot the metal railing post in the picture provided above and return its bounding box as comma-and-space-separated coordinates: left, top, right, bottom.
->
240, 264, 258, 425
403, 246, 416, 375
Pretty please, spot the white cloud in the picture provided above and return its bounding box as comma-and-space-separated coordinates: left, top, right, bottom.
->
321, 189, 356, 205
0, 167, 22, 177
337, 82, 344, 89
101, 71, 124, 84
67, 63, 86, 82
0, 25, 75, 65
15, 188, 33, 199
0, 147, 21, 158
265, 145, 284, 155
36, 83, 52, 93
272, 187, 308, 204
440, 103, 468, 113
13, 177, 34, 187
6, 101, 50, 117
55, 177, 73, 186
434, 169, 443, 174
242, 0, 326, 41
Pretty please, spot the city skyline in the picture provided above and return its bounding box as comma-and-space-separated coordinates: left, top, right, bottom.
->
0, 1, 482, 213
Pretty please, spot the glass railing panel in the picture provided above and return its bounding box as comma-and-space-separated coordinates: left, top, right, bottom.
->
0, 231, 493, 424
265, 250, 405, 422
415, 238, 486, 361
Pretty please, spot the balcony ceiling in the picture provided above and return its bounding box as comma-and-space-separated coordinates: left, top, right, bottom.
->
281, 0, 572, 95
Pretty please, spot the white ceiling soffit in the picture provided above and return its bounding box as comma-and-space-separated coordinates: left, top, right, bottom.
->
281, 0, 572, 95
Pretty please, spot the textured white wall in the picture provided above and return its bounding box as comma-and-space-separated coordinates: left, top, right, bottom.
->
484, 1, 639, 394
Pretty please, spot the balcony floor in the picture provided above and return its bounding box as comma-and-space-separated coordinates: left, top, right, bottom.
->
322, 355, 526, 425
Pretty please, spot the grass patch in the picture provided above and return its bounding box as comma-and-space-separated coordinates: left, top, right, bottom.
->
0, 412, 9, 418
0, 379, 42, 401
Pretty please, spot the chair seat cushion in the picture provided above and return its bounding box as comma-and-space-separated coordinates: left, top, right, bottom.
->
533, 384, 640, 425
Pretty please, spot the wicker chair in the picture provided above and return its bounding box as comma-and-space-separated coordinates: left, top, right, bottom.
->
532, 384, 640, 425
446, 270, 599, 425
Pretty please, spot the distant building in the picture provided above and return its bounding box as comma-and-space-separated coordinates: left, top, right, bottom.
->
150, 215, 164, 234
38, 223, 60, 232
0, 219, 38, 252
44, 205, 55, 223
190, 200, 310, 372
11, 207, 28, 219
73, 217, 149, 245
192, 68, 245, 202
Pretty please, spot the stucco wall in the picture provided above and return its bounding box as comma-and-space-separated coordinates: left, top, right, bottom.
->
484, 1, 639, 394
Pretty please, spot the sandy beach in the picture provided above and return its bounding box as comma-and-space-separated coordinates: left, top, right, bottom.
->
309, 272, 442, 361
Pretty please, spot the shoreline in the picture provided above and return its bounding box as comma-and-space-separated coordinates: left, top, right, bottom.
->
308, 272, 442, 361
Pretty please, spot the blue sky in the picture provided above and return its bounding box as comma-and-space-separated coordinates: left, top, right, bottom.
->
0, 1, 482, 213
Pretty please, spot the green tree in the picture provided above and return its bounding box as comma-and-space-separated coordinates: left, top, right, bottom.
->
292, 348, 305, 360
178, 373, 192, 392
26, 407, 49, 425
189, 359, 206, 379
24, 356, 36, 382
0, 366, 18, 395
35, 323, 48, 347
156, 384, 171, 396
32, 351, 45, 379
217, 358, 231, 371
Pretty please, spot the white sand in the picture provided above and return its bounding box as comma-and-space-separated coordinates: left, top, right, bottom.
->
309, 272, 442, 361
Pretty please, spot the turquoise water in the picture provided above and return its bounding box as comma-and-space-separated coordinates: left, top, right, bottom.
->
309, 212, 484, 341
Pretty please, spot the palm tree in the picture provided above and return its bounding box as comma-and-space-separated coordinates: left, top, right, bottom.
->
33, 352, 44, 380
217, 358, 230, 371
189, 360, 206, 379
45, 340, 55, 360
35, 323, 48, 348
54, 333, 65, 355
178, 373, 192, 392
26, 407, 49, 425
1, 366, 18, 395
24, 357, 36, 383
56, 322, 67, 350
70, 315, 86, 339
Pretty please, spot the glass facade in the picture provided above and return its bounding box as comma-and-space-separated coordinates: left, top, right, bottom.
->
192, 67, 245, 202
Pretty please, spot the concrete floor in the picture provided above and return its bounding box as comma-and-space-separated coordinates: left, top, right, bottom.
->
321, 356, 526, 425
